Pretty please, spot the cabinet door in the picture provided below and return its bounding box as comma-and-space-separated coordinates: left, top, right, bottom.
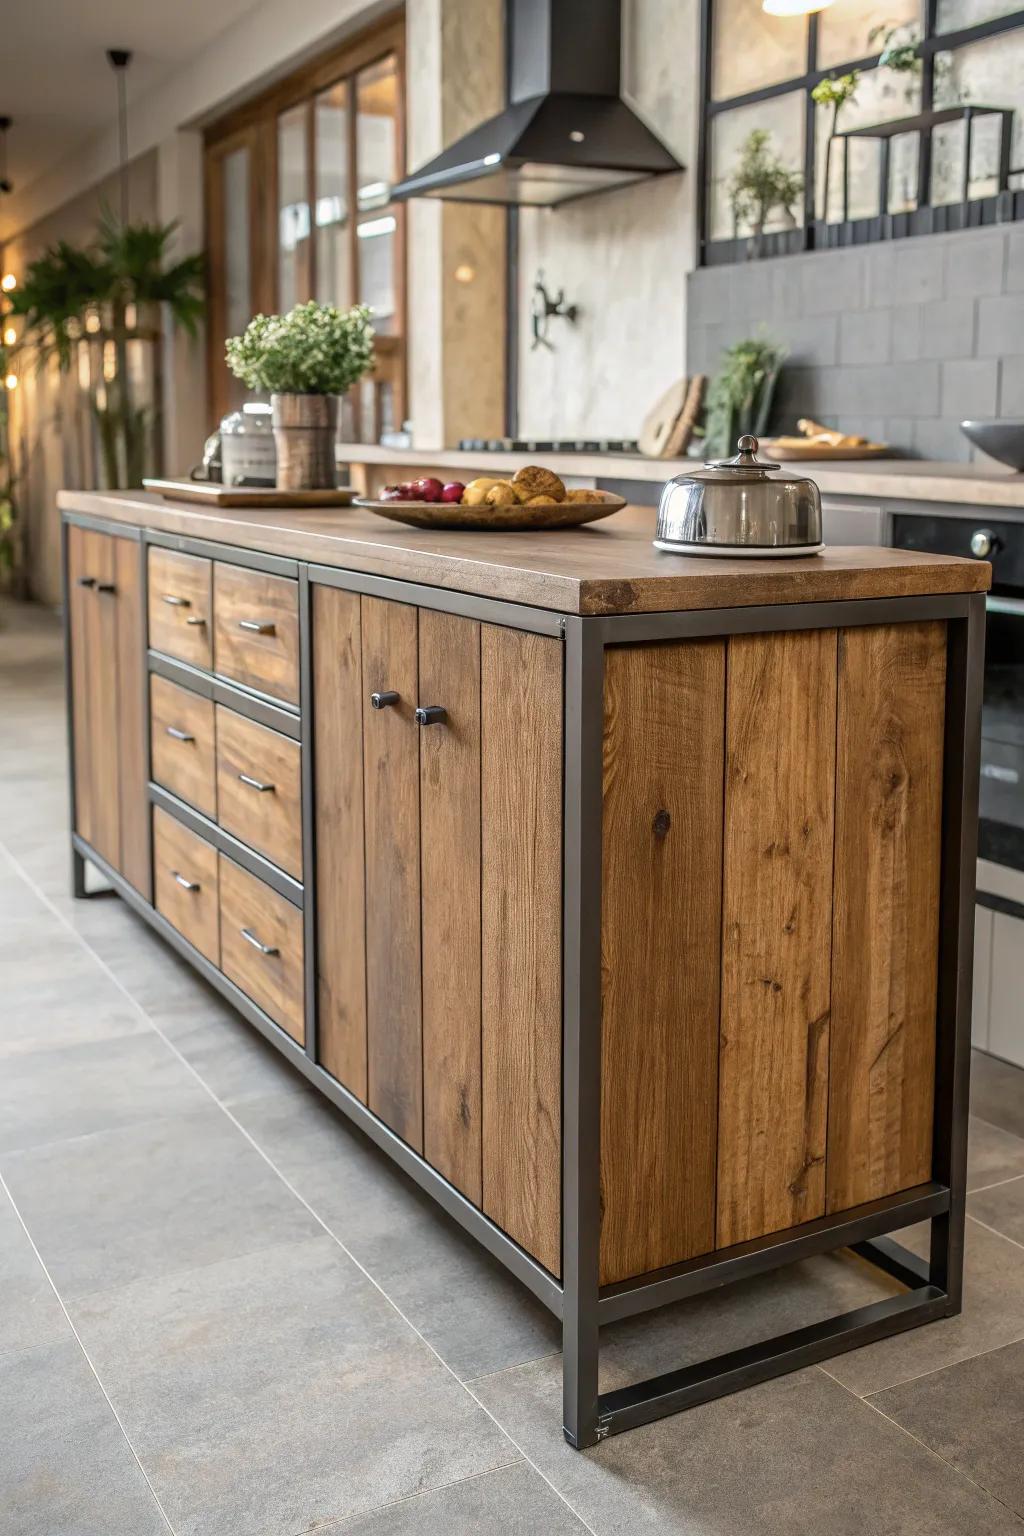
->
114, 537, 150, 897
361, 595, 423, 1149
68, 527, 121, 869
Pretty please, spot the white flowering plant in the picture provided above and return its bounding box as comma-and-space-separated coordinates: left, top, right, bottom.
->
225, 301, 375, 395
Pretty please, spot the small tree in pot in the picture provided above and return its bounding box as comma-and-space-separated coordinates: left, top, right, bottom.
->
225, 301, 375, 491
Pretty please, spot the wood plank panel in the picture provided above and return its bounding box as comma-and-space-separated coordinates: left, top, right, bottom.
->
215, 705, 302, 879
213, 563, 299, 705
481, 626, 562, 1275
219, 854, 305, 1043
313, 586, 367, 1099
67, 525, 95, 846
114, 537, 150, 897
88, 534, 122, 870
717, 628, 838, 1249
148, 548, 213, 670
600, 640, 725, 1285
150, 676, 217, 819
827, 621, 947, 1213
153, 806, 220, 965
420, 609, 482, 1206
361, 595, 422, 1149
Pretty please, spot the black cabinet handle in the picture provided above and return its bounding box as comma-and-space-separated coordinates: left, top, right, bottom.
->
96, 582, 117, 594
415, 705, 448, 726
171, 870, 200, 892
238, 772, 275, 793
165, 725, 195, 743
77, 576, 96, 588
241, 927, 278, 956
370, 690, 399, 710
162, 593, 191, 607
238, 619, 276, 635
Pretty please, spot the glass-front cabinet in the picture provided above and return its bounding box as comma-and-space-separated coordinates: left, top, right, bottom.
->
205, 18, 406, 437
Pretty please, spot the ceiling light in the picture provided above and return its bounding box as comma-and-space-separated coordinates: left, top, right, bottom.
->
453, 263, 475, 284
762, 0, 835, 14
1, 273, 16, 292
569, 130, 585, 143
4, 372, 17, 389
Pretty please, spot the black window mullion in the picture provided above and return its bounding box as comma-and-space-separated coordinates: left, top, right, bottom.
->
918, 0, 939, 211
805, 13, 818, 246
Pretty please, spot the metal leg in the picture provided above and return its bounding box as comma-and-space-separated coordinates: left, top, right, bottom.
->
561, 618, 606, 1447
71, 845, 88, 899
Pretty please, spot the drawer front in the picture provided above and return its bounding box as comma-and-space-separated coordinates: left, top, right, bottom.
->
219, 855, 304, 1043
215, 705, 302, 879
213, 564, 299, 705
153, 807, 219, 965
150, 675, 217, 818
148, 549, 213, 669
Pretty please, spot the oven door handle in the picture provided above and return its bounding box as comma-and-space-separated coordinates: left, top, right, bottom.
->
986, 595, 1024, 617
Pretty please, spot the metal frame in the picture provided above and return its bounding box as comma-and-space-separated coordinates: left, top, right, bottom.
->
697, 0, 1024, 264
62, 500, 984, 1451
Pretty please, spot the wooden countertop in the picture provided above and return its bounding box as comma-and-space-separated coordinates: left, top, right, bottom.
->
338, 443, 1024, 511
59, 491, 990, 617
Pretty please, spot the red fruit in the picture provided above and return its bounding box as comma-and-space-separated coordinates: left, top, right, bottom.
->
440, 481, 465, 503
379, 484, 405, 502
411, 476, 445, 503
397, 482, 417, 498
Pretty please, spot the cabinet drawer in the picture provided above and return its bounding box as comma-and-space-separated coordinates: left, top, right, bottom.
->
219, 855, 304, 1043
148, 549, 213, 669
153, 807, 219, 965
150, 675, 216, 818
213, 564, 299, 705
215, 705, 302, 879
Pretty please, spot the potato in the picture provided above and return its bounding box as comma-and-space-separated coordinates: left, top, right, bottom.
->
460, 485, 490, 506
464, 477, 506, 495
526, 494, 559, 505
486, 482, 518, 506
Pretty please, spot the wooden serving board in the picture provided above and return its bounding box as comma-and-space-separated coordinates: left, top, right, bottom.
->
354, 494, 625, 531
758, 443, 890, 462
143, 479, 358, 507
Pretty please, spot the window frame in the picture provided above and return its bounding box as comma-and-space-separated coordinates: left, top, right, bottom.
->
697, 0, 1024, 266
204, 11, 406, 434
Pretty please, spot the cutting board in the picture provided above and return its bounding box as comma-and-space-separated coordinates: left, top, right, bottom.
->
143, 479, 357, 506
638, 376, 705, 460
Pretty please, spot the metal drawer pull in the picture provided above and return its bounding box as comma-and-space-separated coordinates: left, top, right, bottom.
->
415, 704, 447, 727
77, 575, 96, 588
238, 619, 276, 635
162, 593, 191, 607
241, 927, 278, 956
238, 772, 275, 793
165, 725, 195, 743
96, 582, 117, 594
185, 616, 206, 626
370, 690, 399, 710
171, 870, 200, 892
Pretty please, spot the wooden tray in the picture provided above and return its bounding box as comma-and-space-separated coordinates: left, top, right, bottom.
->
758, 442, 890, 462
143, 479, 358, 507
354, 494, 626, 531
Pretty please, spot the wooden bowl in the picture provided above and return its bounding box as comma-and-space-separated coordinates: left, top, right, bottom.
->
354, 494, 626, 531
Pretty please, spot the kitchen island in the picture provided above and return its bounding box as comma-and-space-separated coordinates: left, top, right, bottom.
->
58, 488, 989, 1448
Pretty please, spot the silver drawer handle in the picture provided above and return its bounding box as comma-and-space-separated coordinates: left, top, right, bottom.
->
238, 619, 276, 635
162, 593, 191, 608
241, 927, 278, 956
185, 616, 206, 626
171, 870, 200, 892
238, 772, 275, 793
165, 725, 195, 742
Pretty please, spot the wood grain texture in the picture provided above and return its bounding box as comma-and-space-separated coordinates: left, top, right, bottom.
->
152, 806, 220, 965
67, 525, 96, 847
147, 547, 213, 669
313, 586, 368, 1099
419, 609, 482, 1206
219, 854, 305, 1043
361, 595, 423, 1149
717, 629, 838, 1249
114, 537, 150, 897
481, 626, 563, 1275
213, 563, 300, 705
150, 675, 217, 819
63, 494, 990, 617
600, 640, 724, 1284
87, 534, 121, 870
215, 705, 303, 879
826, 621, 947, 1213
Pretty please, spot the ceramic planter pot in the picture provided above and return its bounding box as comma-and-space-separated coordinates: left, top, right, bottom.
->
271, 393, 338, 491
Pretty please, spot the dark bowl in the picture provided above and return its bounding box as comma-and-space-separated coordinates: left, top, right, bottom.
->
960, 419, 1024, 471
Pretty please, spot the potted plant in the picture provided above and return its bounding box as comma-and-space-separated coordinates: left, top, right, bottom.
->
703, 334, 787, 460
811, 71, 861, 222
225, 301, 375, 491
726, 129, 804, 243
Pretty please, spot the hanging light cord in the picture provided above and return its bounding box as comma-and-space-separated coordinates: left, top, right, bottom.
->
106, 50, 132, 224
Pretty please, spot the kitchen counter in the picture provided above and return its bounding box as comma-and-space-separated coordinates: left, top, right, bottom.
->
336, 442, 1024, 510
59, 491, 988, 616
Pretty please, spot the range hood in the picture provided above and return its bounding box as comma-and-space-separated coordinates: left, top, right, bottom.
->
391, 0, 683, 208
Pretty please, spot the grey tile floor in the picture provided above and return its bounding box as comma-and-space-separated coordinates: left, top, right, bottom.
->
2, 596, 1024, 1535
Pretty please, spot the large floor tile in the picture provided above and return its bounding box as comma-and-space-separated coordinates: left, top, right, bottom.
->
825, 1217, 1024, 1396
871, 1338, 1024, 1518
972, 1051, 1024, 1141
0, 1194, 68, 1357
474, 1358, 1022, 1536
0, 1339, 168, 1536
968, 1115, 1024, 1192
0, 1028, 209, 1153
328, 1463, 588, 1534
3, 1104, 320, 1300
74, 1235, 517, 1536
157, 996, 311, 1107
234, 1089, 563, 1381
969, 1176, 1024, 1246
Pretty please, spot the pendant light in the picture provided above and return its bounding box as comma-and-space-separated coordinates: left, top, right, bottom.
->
762, 0, 835, 14
106, 49, 133, 223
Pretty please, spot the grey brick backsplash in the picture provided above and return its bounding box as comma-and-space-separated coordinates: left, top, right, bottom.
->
941, 358, 999, 419
687, 225, 1024, 459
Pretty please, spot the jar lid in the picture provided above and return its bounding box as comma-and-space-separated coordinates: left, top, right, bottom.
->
705, 434, 780, 474
674, 434, 811, 487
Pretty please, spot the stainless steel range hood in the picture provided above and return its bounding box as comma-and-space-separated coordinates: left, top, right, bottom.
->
391, 0, 683, 208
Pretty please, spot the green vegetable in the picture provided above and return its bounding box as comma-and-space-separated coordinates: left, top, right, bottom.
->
225, 301, 375, 396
